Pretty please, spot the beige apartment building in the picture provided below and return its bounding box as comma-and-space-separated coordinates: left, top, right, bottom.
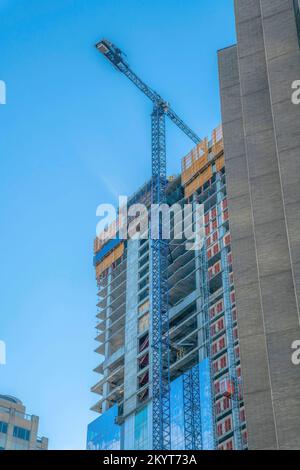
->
0, 394, 48, 450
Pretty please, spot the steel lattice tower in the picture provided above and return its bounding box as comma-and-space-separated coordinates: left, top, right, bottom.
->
95, 39, 201, 449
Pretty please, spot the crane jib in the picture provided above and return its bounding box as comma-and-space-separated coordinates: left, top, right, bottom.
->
96, 39, 201, 145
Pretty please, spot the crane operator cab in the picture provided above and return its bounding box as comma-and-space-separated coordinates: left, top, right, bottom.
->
95, 39, 128, 70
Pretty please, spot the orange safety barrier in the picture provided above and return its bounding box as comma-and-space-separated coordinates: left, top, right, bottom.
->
181, 139, 209, 185
211, 125, 223, 152
184, 166, 213, 199
94, 213, 127, 254
216, 155, 225, 172
220, 378, 235, 398
94, 219, 117, 254
181, 125, 224, 187
95, 242, 124, 277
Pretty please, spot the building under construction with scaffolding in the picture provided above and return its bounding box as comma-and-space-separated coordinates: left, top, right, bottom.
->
87, 126, 247, 450
87, 0, 300, 451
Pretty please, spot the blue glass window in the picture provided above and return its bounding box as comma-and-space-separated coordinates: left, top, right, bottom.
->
87, 405, 120, 450
0, 422, 8, 434
170, 376, 185, 450
13, 426, 30, 441
134, 406, 149, 450
199, 359, 215, 450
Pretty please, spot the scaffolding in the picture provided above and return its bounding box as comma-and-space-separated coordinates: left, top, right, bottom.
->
199, 243, 218, 449
216, 172, 243, 450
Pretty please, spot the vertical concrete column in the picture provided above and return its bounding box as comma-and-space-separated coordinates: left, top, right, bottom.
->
29, 415, 39, 450
123, 240, 139, 416
259, 0, 300, 311
218, 0, 300, 449
259, 0, 300, 448
123, 412, 135, 449
103, 268, 113, 413
5, 409, 15, 450
194, 194, 206, 362
218, 43, 277, 450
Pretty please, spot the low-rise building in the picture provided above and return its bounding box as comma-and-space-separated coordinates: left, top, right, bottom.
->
0, 394, 48, 450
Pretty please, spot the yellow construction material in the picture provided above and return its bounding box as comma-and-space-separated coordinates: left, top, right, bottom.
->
216, 154, 225, 172
181, 125, 224, 187
211, 138, 223, 159
94, 220, 118, 254
94, 237, 103, 254
94, 214, 128, 254
95, 242, 124, 277
181, 139, 209, 185
139, 300, 150, 315
184, 166, 213, 198
211, 125, 223, 155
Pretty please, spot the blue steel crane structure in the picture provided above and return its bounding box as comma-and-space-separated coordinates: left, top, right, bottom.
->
95, 39, 201, 450
183, 365, 202, 450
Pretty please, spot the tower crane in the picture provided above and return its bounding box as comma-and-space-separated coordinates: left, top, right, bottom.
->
95, 39, 201, 450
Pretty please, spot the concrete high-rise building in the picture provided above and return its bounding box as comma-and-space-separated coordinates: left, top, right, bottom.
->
88, 126, 248, 451
218, 0, 300, 450
0, 395, 48, 450
88, 0, 300, 450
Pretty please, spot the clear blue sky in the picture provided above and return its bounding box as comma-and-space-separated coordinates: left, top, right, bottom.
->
0, 0, 236, 449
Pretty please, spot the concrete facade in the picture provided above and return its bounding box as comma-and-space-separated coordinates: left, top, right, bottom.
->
0, 395, 48, 450
218, 0, 300, 450
123, 240, 139, 417
91, 129, 249, 450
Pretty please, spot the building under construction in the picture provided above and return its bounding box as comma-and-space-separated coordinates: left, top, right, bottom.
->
87, 125, 247, 450
87, 0, 300, 450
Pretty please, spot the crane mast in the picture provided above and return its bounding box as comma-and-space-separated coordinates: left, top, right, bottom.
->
96, 38, 201, 450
